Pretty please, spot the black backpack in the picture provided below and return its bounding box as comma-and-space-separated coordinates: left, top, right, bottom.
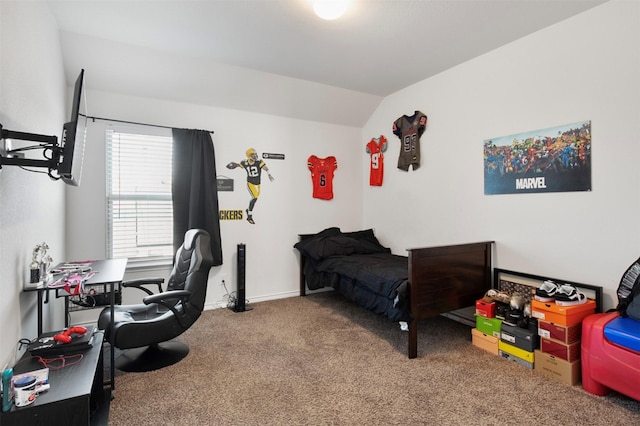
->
617, 257, 640, 320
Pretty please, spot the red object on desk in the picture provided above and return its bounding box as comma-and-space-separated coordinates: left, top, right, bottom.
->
53, 326, 88, 344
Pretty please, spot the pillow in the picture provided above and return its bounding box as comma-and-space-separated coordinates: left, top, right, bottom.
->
340, 228, 382, 246
295, 229, 390, 260
294, 227, 341, 258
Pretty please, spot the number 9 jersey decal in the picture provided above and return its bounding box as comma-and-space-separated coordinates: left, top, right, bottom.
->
307, 155, 338, 200
366, 135, 387, 186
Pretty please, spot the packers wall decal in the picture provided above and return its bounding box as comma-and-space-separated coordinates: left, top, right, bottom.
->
225, 148, 276, 224
219, 210, 245, 221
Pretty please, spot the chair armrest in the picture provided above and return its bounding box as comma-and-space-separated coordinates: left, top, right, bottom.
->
122, 278, 165, 296
143, 289, 192, 328
143, 289, 190, 306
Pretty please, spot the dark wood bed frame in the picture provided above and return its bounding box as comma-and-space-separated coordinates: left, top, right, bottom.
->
299, 236, 494, 358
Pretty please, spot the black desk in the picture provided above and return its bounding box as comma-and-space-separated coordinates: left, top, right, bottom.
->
0, 331, 105, 426
24, 259, 127, 390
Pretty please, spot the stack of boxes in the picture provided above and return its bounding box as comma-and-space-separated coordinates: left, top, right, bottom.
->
472, 299, 501, 355
472, 271, 602, 387
532, 299, 597, 385
472, 290, 540, 368
499, 320, 538, 369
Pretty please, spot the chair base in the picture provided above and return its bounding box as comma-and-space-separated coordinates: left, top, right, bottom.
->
115, 340, 190, 372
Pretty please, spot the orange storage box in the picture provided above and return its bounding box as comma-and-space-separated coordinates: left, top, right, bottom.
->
471, 328, 499, 355
531, 299, 596, 326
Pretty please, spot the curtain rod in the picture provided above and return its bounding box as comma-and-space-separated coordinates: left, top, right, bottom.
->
87, 115, 215, 134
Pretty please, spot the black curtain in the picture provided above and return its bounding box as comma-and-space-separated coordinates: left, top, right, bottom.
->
171, 128, 223, 266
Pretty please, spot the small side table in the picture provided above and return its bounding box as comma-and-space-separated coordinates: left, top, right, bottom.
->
0, 331, 106, 426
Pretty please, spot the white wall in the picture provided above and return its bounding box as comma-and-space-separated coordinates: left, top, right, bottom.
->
362, 1, 640, 310
0, 1, 67, 368
66, 90, 364, 311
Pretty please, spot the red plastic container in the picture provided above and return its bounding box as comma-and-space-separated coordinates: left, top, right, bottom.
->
581, 312, 640, 401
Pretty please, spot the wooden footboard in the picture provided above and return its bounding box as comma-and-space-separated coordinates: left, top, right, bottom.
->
407, 241, 494, 358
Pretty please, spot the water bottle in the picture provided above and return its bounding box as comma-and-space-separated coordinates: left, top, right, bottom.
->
2, 368, 13, 412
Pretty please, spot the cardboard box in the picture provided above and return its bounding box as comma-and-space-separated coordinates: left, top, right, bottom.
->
531, 299, 596, 326
499, 350, 534, 369
476, 316, 502, 338
540, 338, 581, 362
498, 340, 535, 363
535, 350, 581, 386
475, 299, 496, 318
501, 323, 539, 352
537, 320, 582, 344
472, 328, 499, 355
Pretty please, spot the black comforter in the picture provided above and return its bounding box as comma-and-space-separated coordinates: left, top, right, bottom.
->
295, 228, 410, 322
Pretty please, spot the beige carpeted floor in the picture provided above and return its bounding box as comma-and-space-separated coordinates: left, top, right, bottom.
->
107, 292, 640, 425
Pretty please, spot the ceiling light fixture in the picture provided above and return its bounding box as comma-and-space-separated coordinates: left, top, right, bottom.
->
313, 0, 350, 20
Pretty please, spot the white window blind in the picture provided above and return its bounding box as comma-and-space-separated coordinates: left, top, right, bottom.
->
106, 129, 174, 261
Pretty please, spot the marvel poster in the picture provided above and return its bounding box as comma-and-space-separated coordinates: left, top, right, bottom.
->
484, 120, 591, 195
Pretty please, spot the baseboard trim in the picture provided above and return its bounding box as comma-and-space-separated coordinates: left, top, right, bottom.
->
204, 290, 300, 311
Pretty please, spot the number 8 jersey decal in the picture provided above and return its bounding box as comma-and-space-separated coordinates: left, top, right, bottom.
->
307, 155, 338, 200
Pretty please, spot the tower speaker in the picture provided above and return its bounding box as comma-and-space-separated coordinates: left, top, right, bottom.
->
231, 243, 250, 312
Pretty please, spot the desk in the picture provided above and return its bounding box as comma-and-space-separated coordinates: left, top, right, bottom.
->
24, 259, 127, 390
0, 331, 105, 426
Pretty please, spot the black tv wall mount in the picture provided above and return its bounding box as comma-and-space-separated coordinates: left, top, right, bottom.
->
0, 123, 62, 178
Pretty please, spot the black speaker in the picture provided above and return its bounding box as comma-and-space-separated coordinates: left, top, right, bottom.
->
231, 243, 250, 312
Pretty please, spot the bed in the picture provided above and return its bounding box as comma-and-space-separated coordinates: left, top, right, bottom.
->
295, 227, 494, 358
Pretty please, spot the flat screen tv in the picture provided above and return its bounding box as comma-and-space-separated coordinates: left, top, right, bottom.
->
58, 69, 87, 186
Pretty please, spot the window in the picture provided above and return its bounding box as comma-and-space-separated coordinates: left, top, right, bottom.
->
106, 128, 173, 262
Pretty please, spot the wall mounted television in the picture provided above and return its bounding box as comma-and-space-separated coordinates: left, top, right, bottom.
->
0, 68, 87, 186
59, 68, 87, 186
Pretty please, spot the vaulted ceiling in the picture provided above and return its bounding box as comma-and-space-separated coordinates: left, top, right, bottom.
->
46, 0, 607, 126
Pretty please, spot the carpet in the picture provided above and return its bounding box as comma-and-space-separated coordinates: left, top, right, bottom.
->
108, 292, 640, 425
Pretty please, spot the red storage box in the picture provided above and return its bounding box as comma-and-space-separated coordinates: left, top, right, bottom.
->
475, 299, 496, 318
538, 320, 582, 344
541, 337, 580, 362
531, 299, 596, 326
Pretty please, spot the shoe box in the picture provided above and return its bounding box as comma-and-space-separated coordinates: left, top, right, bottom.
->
498, 341, 534, 369
475, 299, 496, 318
537, 320, 582, 344
540, 337, 581, 362
498, 340, 535, 363
532, 300, 593, 384
499, 350, 534, 369
500, 323, 539, 352
476, 315, 502, 338
534, 350, 581, 386
471, 328, 499, 355
531, 299, 596, 326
